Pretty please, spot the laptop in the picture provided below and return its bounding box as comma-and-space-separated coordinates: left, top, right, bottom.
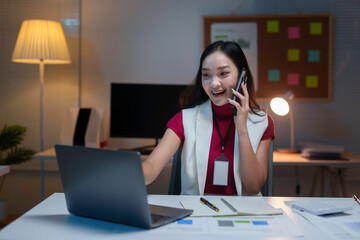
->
55, 144, 192, 229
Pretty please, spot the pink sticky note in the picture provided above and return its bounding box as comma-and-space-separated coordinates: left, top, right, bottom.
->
287, 73, 299, 85
288, 27, 300, 39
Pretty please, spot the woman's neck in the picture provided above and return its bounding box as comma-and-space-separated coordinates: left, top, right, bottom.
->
211, 102, 233, 119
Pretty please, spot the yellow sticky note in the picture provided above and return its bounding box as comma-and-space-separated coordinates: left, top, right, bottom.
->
267, 20, 279, 33
287, 49, 300, 61
306, 75, 318, 88
310, 22, 322, 35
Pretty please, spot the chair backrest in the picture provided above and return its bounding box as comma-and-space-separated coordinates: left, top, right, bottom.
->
60, 107, 105, 148
168, 148, 182, 195
260, 141, 274, 196
168, 141, 274, 196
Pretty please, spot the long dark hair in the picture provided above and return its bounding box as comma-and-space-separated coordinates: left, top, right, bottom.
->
179, 41, 261, 113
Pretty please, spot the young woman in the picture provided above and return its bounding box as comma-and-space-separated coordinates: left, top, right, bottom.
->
142, 41, 275, 196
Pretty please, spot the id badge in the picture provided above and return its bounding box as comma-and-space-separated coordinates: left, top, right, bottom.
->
213, 155, 229, 186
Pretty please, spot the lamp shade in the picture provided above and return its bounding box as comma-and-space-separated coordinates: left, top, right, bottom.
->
12, 19, 71, 64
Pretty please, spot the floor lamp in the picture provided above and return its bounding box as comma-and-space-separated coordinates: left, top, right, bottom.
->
12, 19, 71, 200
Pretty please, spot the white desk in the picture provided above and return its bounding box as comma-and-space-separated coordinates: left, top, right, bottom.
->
0, 165, 10, 176
274, 151, 360, 197
0, 193, 358, 240
0, 165, 10, 220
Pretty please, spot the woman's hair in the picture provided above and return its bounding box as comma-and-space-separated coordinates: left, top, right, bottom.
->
179, 41, 261, 113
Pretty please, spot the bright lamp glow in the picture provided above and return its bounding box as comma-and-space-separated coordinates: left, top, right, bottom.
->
12, 20, 71, 64
269, 91, 297, 152
270, 97, 290, 116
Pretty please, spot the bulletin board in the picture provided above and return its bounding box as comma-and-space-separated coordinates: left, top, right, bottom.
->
203, 14, 333, 101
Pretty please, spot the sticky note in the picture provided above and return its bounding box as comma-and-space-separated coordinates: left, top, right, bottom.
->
267, 20, 279, 33
310, 22, 322, 35
308, 50, 320, 62
306, 75, 318, 88
268, 69, 280, 81
288, 27, 300, 39
288, 49, 300, 61
287, 73, 299, 85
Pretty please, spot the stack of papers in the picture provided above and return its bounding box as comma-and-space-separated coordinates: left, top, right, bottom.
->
285, 200, 352, 215
180, 197, 283, 217
300, 142, 345, 159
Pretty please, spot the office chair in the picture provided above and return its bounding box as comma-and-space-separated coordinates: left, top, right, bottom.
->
168, 141, 274, 196
168, 147, 182, 195
260, 141, 274, 196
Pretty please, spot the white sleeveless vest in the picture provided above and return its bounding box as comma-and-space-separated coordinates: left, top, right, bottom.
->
180, 100, 268, 195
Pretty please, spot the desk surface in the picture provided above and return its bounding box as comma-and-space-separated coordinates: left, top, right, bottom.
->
273, 151, 360, 166
35, 148, 360, 166
33, 148, 56, 159
0, 165, 10, 176
0, 193, 358, 240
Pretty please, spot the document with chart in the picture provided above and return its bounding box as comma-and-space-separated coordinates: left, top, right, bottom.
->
149, 214, 303, 238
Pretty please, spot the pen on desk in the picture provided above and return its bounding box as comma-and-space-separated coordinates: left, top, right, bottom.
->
352, 194, 360, 205
200, 197, 219, 212
221, 198, 237, 213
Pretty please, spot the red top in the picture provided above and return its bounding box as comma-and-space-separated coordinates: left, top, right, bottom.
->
166, 102, 275, 195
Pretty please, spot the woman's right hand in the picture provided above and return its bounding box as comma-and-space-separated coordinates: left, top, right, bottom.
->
228, 82, 249, 134
142, 128, 181, 185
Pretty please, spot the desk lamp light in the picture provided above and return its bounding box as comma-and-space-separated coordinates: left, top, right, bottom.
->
12, 19, 71, 200
270, 91, 298, 153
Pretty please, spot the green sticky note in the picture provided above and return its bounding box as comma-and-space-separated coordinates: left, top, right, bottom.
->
308, 50, 320, 62
306, 75, 318, 88
267, 20, 279, 33
310, 22, 322, 35
268, 69, 280, 81
235, 220, 251, 223
288, 49, 300, 61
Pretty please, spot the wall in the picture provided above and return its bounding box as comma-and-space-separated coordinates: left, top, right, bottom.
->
0, 0, 359, 216
81, 0, 360, 155
80, 0, 360, 200
0, 0, 80, 153
0, 0, 80, 215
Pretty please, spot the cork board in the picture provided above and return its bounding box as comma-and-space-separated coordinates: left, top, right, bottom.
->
203, 14, 333, 101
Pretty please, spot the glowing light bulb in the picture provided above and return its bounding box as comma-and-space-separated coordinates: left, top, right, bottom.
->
270, 97, 290, 116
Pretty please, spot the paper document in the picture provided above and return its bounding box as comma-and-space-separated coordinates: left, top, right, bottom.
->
180, 197, 283, 217
286, 200, 360, 240
149, 215, 303, 238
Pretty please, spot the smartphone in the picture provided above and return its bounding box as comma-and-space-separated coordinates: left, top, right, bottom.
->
231, 68, 248, 114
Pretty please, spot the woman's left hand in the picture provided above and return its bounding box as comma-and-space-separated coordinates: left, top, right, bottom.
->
228, 82, 249, 132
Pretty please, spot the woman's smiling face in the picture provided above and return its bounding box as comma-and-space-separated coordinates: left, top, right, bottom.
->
201, 51, 239, 106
